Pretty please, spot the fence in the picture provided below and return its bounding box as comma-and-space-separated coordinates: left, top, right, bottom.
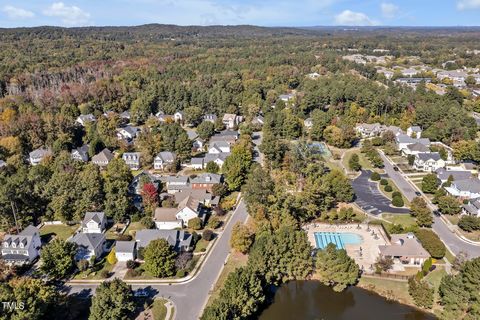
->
363, 272, 411, 281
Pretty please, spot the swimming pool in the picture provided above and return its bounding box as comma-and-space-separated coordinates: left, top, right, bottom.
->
314, 232, 363, 249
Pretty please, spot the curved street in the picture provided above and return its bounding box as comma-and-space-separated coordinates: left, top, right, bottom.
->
65, 200, 249, 320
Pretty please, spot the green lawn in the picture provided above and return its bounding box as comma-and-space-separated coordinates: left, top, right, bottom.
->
378, 178, 411, 207
194, 239, 210, 253
152, 299, 168, 320
358, 277, 413, 306
74, 259, 115, 280
342, 149, 373, 171
206, 252, 248, 306
125, 222, 144, 237
424, 267, 447, 312
382, 213, 416, 227
40, 224, 78, 241
444, 249, 456, 264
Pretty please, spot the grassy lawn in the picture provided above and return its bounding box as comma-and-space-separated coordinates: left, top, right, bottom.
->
444, 249, 456, 264
206, 252, 248, 306
40, 224, 78, 241
358, 277, 413, 306
125, 221, 144, 237
382, 213, 416, 227
342, 149, 373, 171
194, 239, 210, 253
377, 178, 411, 207
74, 259, 115, 280
152, 299, 168, 320
424, 267, 447, 312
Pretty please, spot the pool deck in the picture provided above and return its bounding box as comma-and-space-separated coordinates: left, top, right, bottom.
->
304, 223, 389, 274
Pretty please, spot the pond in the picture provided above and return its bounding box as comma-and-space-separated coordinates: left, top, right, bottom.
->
259, 281, 436, 320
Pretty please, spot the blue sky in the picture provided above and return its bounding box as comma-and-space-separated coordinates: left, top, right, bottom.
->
0, 0, 479, 28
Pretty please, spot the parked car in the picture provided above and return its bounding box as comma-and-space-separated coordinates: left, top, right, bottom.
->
415, 191, 421, 196
393, 166, 399, 171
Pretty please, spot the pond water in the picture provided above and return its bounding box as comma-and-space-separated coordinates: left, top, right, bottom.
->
259, 281, 436, 320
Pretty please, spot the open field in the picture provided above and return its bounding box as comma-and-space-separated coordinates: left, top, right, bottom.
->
40, 224, 78, 241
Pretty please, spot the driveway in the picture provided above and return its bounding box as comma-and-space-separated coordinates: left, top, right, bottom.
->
352, 170, 410, 215
64, 200, 250, 320
379, 151, 480, 258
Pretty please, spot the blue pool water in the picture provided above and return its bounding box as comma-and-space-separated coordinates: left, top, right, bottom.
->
314, 232, 363, 249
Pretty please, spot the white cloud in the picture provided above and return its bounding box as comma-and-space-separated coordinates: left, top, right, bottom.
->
2, 5, 35, 19
43, 2, 91, 26
457, 0, 480, 10
334, 10, 375, 26
381, 2, 399, 18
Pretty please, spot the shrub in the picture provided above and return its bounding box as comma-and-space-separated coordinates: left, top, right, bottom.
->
126, 269, 139, 278
77, 259, 89, 272
188, 217, 202, 230
392, 196, 404, 207
140, 216, 155, 229
175, 252, 193, 270
370, 172, 381, 181
106, 249, 118, 265
392, 191, 402, 198
415, 229, 446, 259
380, 179, 388, 186
126, 260, 137, 270
384, 185, 393, 192
203, 229, 214, 241
458, 215, 480, 232
213, 206, 226, 216
176, 269, 186, 278
99, 269, 110, 279
116, 234, 132, 241
408, 277, 434, 309
422, 258, 433, 276
207, 216, 221, 229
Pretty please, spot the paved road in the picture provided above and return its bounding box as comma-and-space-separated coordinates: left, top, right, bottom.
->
379, 151, 480, 258
352, 170, 410, 215
65, 200, 250, 319
252, 131, 264, 165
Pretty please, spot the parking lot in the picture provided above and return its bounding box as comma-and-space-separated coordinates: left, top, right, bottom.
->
352, 170, 410, 215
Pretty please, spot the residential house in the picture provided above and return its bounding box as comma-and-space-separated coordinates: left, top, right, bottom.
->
395, 134, 430, 151
164, 176, 190, 194
355, 123, 383, 138
116, 126, 140, 142
435, 168, 471, 184
115, 241, 136, 262
174, 111, 184, 123
279, 93, 295, 103
81, 212, 107, 233
0, 160, 6, 168
69, 233, 106, 261
76, 114, 96, 126
307, 72, 321, 79
154, 207, 183, 230
135, 229, 193, 252
129, 171, 160, 195
122, 152, 141, 170
1, 225, 41, 265
119, 111, 131, 121
378, 233, 430, 266
92, 148, 114, 168
462, 198, 480, 217
304, 118, 313, 130
407, 126, 422, 138
208, 141, 231, 154
71, 144, 89, 162
413, 153, 445, 172
400, 68, 419, 77
175, 196, 203, 225
209, 130, 239, 145
384, 125, 403, 136
402, 142, 430, 156
203, 114, 217, 123
251, 115, 265, 126
29, 147, 52, 166
459, 161, 478, 174
222, 114, 242, 129
186, 130, 204, 151
445, 178, 480, 199
175, 188, 219, 208
154, 151, 176, 171
189, 158, 204, 170
191, 173, 222, 192
204, 153, 229, 168
157, 114, 174, 123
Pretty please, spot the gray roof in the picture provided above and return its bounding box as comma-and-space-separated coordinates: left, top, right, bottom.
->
186, 130, 199, 140
453, 179, 480, 193
191, 158, 204, 165
123, 152, 141, 160
121, 125, 140, 136
379, 233, 429, 258
115, 241, 136, 254
165, 176, 189, 184
191, 173, 222, 184
410, 126, 422, 132
204, 153, 230, 163
135, 229, 192, 250
29, 147, 52, 160
72, 144, 89, 161
69, 232, 105, 250
396, 135, 430, 146
19, 225, 40, 236
81, 212, 106, 227
436, 168, 471, 181
120, 111, 131, 119
210, 141, 230, 150
92, 148, 114, 164
417, 152, 441, 162
407, 142, 429, 152
156, 151, 176, 162
175, 189, 213, 204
